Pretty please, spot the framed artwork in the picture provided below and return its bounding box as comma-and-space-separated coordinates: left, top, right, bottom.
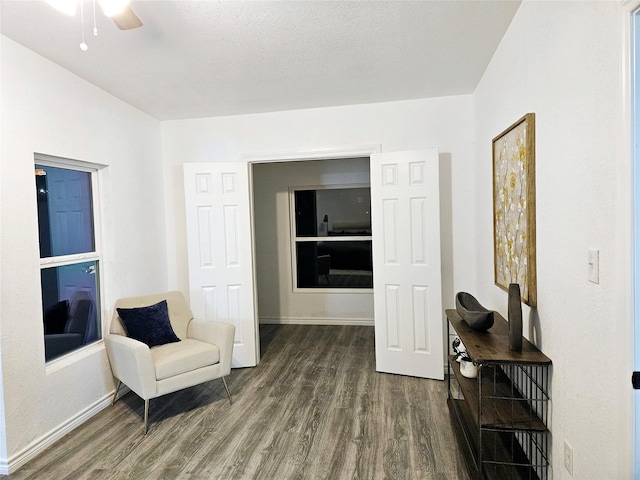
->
492, 113, 537, 307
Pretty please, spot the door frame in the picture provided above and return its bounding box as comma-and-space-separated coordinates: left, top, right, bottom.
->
626, 2, 640, 477
243, 144, 381, 360
243, 145, 381, 165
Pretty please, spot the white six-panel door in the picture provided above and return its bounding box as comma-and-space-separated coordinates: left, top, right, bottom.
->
184, 162, 258, 368
371, 149, 444, 379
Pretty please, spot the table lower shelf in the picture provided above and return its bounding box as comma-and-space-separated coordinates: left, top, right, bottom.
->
448, 398, 542, 480
448, 357, 547, 431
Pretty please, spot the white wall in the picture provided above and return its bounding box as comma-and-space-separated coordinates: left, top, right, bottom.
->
3, 1, 635, 475
2, 1, 635, 476
473, 2, 631, 478
252, 158, 373, 324
0, 36, 167, 471
161, 96, 477, 317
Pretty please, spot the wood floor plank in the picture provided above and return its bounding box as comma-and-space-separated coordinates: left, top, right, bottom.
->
3, 325, 471, 480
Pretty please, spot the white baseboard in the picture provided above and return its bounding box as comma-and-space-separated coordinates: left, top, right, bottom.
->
0, 385, 128, 475
259, 316, 374, 326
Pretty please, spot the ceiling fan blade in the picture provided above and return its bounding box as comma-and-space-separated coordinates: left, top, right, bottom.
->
111, 5, 143, 30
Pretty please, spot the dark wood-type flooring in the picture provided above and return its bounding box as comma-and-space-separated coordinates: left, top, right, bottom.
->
5, 325, 471, 479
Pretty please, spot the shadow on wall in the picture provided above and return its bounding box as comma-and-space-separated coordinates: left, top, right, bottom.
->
252, 162, 282, 322
439, 152, 455, 310
528, 308, 543, 351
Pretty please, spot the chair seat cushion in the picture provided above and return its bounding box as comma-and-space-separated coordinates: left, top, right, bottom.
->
151, 339, 220, 381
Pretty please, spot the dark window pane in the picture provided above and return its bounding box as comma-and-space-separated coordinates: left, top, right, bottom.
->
296, 241, 373, 288
294, 187, 371, 238
294, 190, 317, 237
317, 188, 371, 236
36, 164, 95, 258
296, 241, 318, 287
41, 261, 101, 361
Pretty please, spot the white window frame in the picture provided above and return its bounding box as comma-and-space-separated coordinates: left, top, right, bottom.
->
289, 183, 373, 294
35, 153, 106, 369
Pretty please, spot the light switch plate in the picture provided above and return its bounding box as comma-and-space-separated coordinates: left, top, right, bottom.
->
564, 440, 574, 476
588, 248, 599, 284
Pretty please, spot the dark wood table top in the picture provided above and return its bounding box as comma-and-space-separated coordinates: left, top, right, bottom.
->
446, 309, 551, 365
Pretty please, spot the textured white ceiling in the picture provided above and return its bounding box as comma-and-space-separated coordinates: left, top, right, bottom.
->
0, 0, 520, 120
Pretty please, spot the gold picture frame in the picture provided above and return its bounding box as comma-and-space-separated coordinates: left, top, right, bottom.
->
492, 113, 537, 307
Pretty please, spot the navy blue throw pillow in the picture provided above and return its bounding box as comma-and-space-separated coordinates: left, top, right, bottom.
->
44, 299, 69, 334
117, 300, 181, 348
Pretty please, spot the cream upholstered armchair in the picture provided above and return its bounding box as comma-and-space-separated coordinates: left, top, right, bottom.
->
105, 291, 235, 434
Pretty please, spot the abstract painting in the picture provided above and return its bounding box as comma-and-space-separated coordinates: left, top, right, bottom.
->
492, 113, 537, 307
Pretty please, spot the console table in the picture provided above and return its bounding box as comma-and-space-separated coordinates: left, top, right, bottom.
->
446, 309, 551, 480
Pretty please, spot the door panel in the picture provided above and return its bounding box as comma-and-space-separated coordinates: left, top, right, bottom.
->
184, 163, 258, 368
45, 168, 94, 257
371, 149, 444, 379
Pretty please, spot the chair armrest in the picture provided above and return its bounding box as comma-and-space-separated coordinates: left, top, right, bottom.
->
187, 319, 235, 376
104, 334, 156, 400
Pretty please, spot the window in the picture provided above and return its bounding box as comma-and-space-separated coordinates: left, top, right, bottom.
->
35, 156, 102, 362
290, 185, 373, 290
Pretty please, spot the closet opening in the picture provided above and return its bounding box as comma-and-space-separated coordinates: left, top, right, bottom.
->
251, 157, 374, 332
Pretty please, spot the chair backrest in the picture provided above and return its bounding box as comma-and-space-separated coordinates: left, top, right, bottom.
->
66, 291, 93, 335
110, 291, 194, 339
317, 255, 331, 275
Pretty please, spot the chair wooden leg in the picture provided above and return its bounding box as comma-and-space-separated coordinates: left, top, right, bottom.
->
221, 376, 233, 405
111, 380, 122, 406
144, 399, 149, 435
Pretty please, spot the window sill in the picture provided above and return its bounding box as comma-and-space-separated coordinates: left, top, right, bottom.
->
293, 288, 374, 294
45, 340, 105, 375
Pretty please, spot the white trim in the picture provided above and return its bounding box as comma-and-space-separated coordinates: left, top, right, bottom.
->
624, 3, 640, 479
259, 316, 374, 326
293, 288, 374, 295
34, 152, 107, 171
242, 144, 381, 163
247, 162, 261, 366
293, 236, 373, 243
0, 388, 118, 475
39, 252, 100, 267
290, 182, 372, 192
